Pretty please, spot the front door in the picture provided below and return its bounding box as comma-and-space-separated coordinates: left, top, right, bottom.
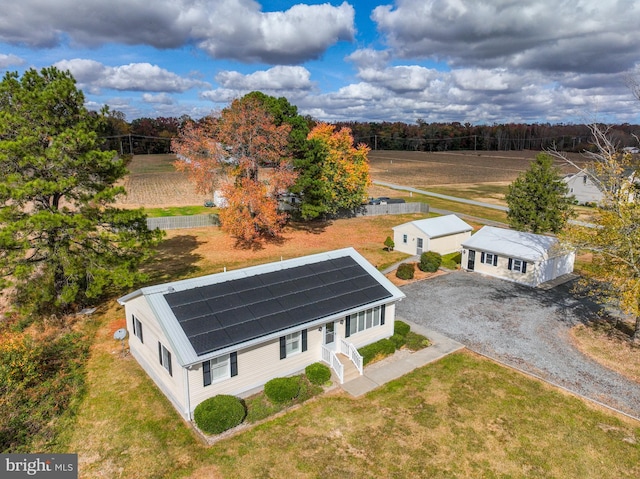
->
323, 322, 335, 350
416, 238, 424, 254
467, 250, 475, 270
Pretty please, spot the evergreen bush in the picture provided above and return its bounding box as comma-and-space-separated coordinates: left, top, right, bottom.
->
394, 320, 411, 337
359, 338, 396, 366
396, 262, 415, 280
305, 362, 331, 385
390, 333, 406, 349
193, 395, 246, 435
384, 236, 395, 251
419, 251, 442, 272
264, 376, 300, 404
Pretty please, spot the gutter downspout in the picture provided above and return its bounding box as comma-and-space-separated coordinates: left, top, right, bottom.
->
184, 367, 192, 421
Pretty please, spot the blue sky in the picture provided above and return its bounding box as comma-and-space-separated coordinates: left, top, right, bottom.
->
1, 0, 639, 124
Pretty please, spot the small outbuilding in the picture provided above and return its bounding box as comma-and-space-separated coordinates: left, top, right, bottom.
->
392, 214, 473, 256
460, 226, 575, 287
117, 248, 405, 420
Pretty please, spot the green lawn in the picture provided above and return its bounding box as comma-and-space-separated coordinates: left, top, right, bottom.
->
61, 320, 640, 479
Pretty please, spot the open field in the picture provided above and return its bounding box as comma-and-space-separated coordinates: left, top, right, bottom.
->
368, 149, 588, 187
116, 150, 589, 211
115, 154, 210, 208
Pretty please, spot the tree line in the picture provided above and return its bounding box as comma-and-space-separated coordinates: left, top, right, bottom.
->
102, 111, 640, 155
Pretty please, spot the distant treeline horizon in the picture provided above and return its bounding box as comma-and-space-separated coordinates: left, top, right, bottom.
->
100, 112, 640, 156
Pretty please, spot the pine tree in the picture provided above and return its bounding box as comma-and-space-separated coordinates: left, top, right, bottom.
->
505, 153, 575, 233
0, 67, 163, 318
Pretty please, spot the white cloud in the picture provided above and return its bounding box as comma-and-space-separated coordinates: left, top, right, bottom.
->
215, 66, 314, 91
0, 0, 355, 64
372, 0, 640, 74
0, 53, 25, 69
54, 59, 208, 93
142, 93, 174, 105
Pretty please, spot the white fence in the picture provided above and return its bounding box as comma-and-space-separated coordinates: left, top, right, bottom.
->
339, 339, 363, 375
321, 346, 344, 384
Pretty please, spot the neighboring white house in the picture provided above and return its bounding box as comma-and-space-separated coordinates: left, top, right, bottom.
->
563, 167, 639, 205
563, 170, 604, 205
117, 247, 405, 420
392, 214, 473, 256
460, 226, 575, 287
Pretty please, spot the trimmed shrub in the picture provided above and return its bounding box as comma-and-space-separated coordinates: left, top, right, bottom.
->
394, 320, 411, 337
390, 333, 406, 349
384, 236, 395, 251
359, 338, 396, 366
305, 362, 331, 385
264, 376, 300, 404
396, 262, 415, 280
419, 251, 442, 273
193, 395, 246, 435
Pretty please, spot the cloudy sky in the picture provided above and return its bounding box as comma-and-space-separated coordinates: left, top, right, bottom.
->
1, 0, 639, 124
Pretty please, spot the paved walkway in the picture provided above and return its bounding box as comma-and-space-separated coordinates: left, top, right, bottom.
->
340, 319, 465, 397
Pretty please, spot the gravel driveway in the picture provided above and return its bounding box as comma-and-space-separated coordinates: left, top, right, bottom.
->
396, 270, 640, 419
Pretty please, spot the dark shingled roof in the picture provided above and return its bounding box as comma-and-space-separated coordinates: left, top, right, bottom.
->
164, 256, 392, 356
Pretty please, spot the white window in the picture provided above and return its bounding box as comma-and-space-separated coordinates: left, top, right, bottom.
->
481, 252, 498, 266
347, 305, 384, 336
158, 343, 172, 376
279, 330, 307, 359
402, 234, 408, 244
508, 258, 527, 273
132, 315, 143, 343
203, 354, 235, 386
286, 332, 301, 356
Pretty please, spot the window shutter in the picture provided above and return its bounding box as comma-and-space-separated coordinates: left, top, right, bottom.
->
522, 261, 527, 273
481, 252, 485, 263
301, 330, 307, 352
508, 258, 513, 270
280, 336, 286, 359
493, 254, 498, 266
158, 342, 162, 365
203, 361, 211, 386
381, 305, 386, 325
167, 350, 172, 376
230, 352, 238, 377
345, 315, 351, 338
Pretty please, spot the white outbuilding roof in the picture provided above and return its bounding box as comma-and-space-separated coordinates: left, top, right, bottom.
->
461, 226, 562, 262
393, 214, 472, 238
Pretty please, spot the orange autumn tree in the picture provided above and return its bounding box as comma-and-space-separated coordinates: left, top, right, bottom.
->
172, 96, 296, 244
306, 123, 371, 214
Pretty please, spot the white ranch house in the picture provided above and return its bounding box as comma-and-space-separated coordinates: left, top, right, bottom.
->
117, 248, 405, 420
392, 214, 473, 256
461, 226, 575, 287
563, 170, 604, 205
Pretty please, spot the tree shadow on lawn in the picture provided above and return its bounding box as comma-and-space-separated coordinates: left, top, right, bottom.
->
288, 219, 331, 235
143, 234, 204, 283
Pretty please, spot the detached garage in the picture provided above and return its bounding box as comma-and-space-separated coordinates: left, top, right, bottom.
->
461, 226, 575, 287
393, 214, 473, 256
